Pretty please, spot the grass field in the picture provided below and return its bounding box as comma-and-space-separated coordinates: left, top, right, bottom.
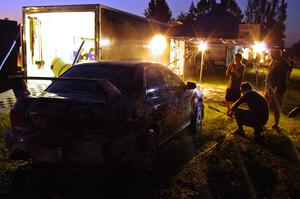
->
0, 68, 299, 198
158, 68, 300, 198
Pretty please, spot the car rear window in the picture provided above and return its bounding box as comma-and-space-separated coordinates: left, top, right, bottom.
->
46, 64, 135, 95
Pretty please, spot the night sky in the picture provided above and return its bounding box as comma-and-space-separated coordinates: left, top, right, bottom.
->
0, 0, 299, 47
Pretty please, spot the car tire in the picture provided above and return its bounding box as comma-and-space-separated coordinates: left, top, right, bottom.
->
190, 104, 204, 134
133, 128, 159, 171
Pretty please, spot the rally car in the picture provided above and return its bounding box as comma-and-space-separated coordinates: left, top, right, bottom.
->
6, 61, 204, 169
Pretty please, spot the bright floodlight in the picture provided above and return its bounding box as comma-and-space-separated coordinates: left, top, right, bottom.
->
149, 35, 167, 56
198, 41, 208, 52
253, 42, 266, 53
242, 48, 250, 60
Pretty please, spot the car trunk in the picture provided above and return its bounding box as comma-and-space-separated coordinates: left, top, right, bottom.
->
11, 92, 131, 134
9, 92, 139, 165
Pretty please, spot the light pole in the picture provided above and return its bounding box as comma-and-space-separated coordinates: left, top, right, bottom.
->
198, 41, 208, 84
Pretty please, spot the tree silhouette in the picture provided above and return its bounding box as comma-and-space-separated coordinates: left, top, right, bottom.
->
272, 0, 287, 47
245, 0, 287, 48
176, 11, 188, 23
176, 0, 217, 23
187, 1, 199, 21
196, 0, 216, 16
144, 0, 172, 23
176, 0, 243, 23
221, 0, 243, 22
176, 1, 198, 23
289, 40, 300, 56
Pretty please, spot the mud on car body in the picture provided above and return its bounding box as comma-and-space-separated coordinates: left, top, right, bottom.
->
5, 61, 204, 169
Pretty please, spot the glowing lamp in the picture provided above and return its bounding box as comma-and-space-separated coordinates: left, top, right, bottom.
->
198, 41, 208, 84
149, 35, 167, 56
198, 41, 208, 52
253, 42, 266, 54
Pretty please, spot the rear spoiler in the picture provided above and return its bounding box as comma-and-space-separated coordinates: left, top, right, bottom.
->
9, 75, 97, 82
8, 76, 122, 102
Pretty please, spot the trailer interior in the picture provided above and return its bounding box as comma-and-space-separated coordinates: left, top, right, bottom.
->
24, 11, 95, 77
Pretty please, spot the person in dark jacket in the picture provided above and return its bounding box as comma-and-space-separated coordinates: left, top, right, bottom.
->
225, 53, 245, 115
232, 82, 269, 139
264, 48, 290, 131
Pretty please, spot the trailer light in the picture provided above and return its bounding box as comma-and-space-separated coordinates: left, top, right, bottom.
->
198, 41, 208, 52
149, 35, 167, 56
198, 41, 208, 83
253, 42, 266, 54
100, 38, 111, 47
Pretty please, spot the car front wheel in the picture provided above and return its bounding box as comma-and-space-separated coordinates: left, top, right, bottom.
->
190, 103, 204, 134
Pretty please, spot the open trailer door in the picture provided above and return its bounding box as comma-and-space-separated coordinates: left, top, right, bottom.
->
22, 5, 98, 78
0, 19, 20, 93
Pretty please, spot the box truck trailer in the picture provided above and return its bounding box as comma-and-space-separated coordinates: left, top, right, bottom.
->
21, 4, 171, 77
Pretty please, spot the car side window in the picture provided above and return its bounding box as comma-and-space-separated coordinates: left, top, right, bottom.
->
145, 67, 166, 96
160, 68, 185, 90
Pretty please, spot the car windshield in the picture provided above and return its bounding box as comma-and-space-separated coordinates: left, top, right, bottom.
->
46, 63, 135, 95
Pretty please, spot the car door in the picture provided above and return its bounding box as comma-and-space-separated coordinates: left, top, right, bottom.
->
159, 67, 193, 130
144, 66, 176, 143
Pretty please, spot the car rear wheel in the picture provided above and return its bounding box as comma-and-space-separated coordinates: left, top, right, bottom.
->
190, 104, 203, 134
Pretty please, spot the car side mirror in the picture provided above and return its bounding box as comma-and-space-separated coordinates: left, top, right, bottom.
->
186, 82, 197, 90
145, 89, 156, 98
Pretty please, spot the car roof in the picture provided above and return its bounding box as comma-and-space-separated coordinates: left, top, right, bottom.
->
74, 61, 163, 69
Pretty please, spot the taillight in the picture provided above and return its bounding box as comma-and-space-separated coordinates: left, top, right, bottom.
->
10, 111, 24, 128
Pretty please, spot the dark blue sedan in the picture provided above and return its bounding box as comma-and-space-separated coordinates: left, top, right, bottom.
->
6, 61, 204, 169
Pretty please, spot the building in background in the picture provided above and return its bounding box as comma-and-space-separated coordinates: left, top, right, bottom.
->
169, 4, 263, 81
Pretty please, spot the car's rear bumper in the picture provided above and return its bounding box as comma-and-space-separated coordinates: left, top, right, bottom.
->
5, 128, 141, 166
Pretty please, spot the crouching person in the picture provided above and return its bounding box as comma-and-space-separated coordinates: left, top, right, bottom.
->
232, 82, 269, 139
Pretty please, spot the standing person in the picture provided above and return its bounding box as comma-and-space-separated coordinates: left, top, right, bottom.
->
225, 53, 245, 115
12, 78, 30, 99
264, 48, 290, 131
232, 82, 269, 139
288, 55, 296, 79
